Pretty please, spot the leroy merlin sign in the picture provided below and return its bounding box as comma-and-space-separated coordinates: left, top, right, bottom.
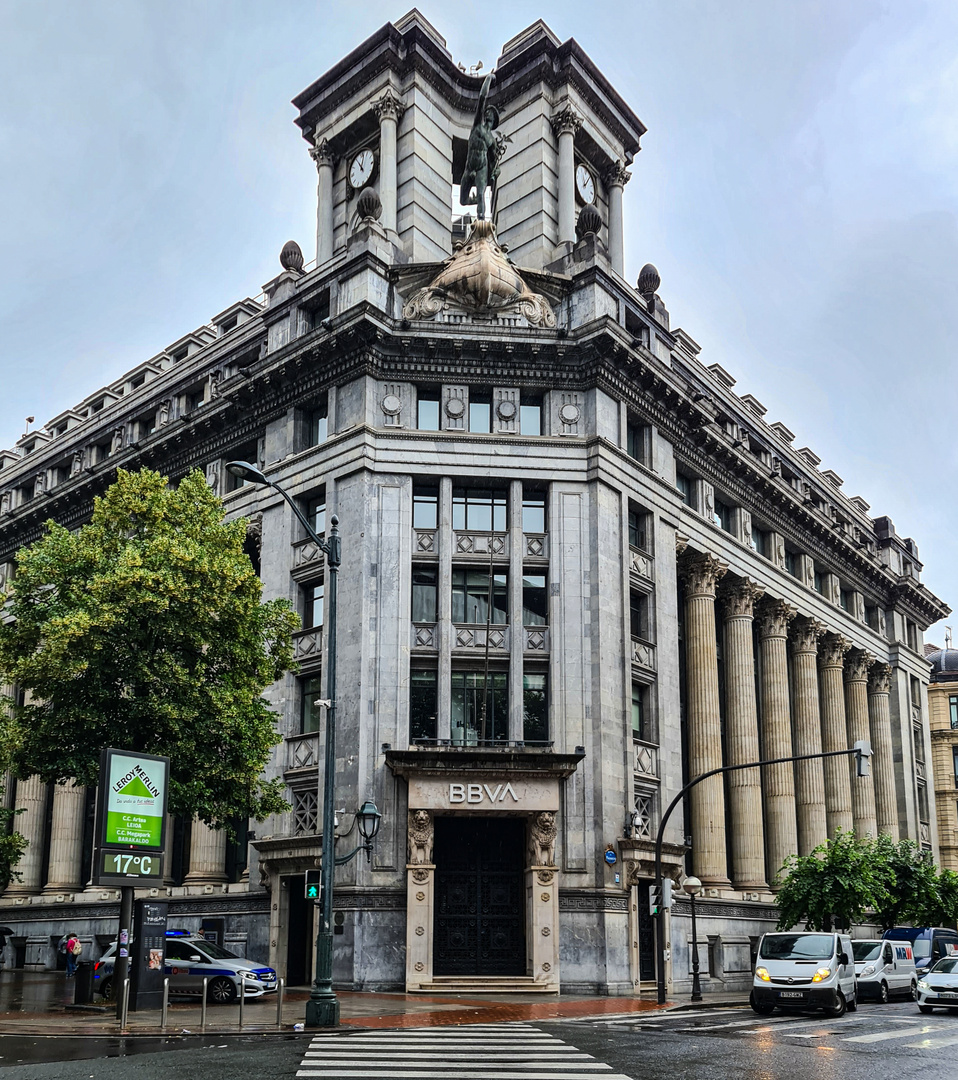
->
99, 749, 169, 851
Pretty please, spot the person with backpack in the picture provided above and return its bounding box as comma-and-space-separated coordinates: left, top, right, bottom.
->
65, 933, 81, 976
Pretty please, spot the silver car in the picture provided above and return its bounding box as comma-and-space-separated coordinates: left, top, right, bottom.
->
917, 956, 958, 1013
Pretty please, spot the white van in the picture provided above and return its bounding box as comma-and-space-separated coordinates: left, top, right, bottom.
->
751, 931, 858, 1016
853, 938, 917, 1003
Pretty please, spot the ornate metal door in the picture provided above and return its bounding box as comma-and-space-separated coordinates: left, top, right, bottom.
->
636, 881, 656, 982
434, 817, 525, 976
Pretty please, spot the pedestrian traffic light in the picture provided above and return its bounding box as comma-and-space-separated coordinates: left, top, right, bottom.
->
649, 885, 661, 916
304, 869, 321, 900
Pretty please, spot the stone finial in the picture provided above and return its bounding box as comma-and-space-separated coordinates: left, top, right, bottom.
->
575, 203, 602, 241
280, 240, 305, 273
638, 263, 660, 297
356, 186, 383, 222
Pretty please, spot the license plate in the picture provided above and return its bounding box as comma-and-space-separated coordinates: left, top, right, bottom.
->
779, 991, 804, 999
938, 992, 958, 999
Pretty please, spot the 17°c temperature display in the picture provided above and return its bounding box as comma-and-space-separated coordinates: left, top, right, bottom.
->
98, 850, 163, 880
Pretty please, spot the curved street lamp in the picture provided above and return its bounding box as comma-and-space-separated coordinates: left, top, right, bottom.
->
683, 875, 703, 1003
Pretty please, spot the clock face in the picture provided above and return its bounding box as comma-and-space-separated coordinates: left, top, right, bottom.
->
349, 148, 375, 189
575, 163, 596, 204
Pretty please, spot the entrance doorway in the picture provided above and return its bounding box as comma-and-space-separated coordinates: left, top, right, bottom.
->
636, 880, 656, 982
433, 817, 525, 976
285, 876, 315, 987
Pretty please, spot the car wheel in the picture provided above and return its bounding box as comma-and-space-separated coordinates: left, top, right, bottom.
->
207, 976, 238, 1004
750, 995, 776, 1016
847, 993, 857, 1013
878, 982, 889, 1005
910, 981, 918, 1001
918, 1004, 934, 1014
98, 977, 113, 1000
829, 991, 847, 1018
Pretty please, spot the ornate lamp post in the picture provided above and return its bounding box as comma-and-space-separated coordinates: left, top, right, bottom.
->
683, 875, 703, 1002
225, 460, 349, 1027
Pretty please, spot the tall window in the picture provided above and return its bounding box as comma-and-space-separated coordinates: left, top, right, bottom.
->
451, 671, 508, 744
713, 498, 732, 532
469, 395, 491, 433
410, 670, 438, 742
839, 588, 852, 612
303, 581, 324, 628
308, 409, 328, 446
306, 493, 326, 536
630, 591, 649, 639
627, 419, 648, 464
785, 549, 798, 578
452, 569, 508, 624
522, 490, 546, 532
522, 574, 548, 625
813, 569, 825, 595
911, 676, 922, 708
632, 683, 650, 742
417, 389, 440, 431
412, 567, 438, 623
523, 673, 548, 742
413, 485, 438, 529
954, 747, 958, 788
302, 676, 325, 734
452, 487, 507, 531
676, 472, 693, 506
628, 505, 649, 551
520, 397, 542, 435
750, 525, 768, 558
950, 695, 958, 730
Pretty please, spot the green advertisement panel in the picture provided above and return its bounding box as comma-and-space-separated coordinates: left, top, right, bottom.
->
101, 750, 169, 850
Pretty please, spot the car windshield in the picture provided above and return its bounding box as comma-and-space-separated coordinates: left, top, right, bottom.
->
190, 939, 240, 961
912, 940, 931, 958
932, 958, 958, 974
853, 942, 881, 962
759, 934, 834, 961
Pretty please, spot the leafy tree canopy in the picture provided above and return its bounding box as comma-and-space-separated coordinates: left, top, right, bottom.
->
0, 468, 298, 826
872, 835, 944, 930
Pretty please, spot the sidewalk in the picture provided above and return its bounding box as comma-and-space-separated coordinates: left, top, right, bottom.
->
0, 971, 750, 1036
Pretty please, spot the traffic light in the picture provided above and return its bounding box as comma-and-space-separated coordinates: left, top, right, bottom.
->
649, 885, 660, 916
854, 739, 873, 778
661, 877, 672, 909
304, 869, 321, 900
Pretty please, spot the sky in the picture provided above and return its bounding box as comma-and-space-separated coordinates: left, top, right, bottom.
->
1, 0, 956, 637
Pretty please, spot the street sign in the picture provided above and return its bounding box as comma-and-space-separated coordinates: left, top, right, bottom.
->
93, 748, 170, 887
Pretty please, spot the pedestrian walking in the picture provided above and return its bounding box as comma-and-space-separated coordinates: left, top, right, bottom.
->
65, 933, 81, 977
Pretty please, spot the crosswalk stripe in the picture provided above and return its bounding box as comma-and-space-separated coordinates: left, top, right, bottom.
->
306, 1041, 562, 1047
904, 1033, 958, 1049
300, 1065, 612, 1072
842, 1026, 929, 1044
304, 1055, 595, 1061
296, 1073, 632, 1080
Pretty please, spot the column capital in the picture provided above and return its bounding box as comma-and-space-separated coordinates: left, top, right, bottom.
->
819, 632, 852, 669
675, 532, 690, 556
309, 136, 335, 169
721, 578, 765, 618
680, 551, 728, 599
790, 615, 827, 652
551, 105, 583, 138
604, 159, 632, 188
756, 597, 797, 639
373, 89, 406, 124
868, 662, 893, 695
845, 648, 876, 684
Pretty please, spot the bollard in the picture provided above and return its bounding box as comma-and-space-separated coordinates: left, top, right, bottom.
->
120, 978, 131, 1033
161, 978, 170, 1031
201, 977, 208, 1032
275, 978, 284, 1028
238, 984, 245, 1030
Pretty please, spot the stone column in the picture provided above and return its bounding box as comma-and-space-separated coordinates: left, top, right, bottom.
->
721, 579, 767, 889
790, 616, 828, 854
681, 552, 730, 886
310, 136, 336, 265
552, 107, 582, 250
604, 161, 631, 276
373, 90, 404, 235
184, 819, 228, 886
405, 810, 435, 990
4, 776, 47, 897
819, 633, 854, 836
756, 599, 798, 884
43, 782, 86, 892
868, 663, 899, 839
844, 649, 878, 837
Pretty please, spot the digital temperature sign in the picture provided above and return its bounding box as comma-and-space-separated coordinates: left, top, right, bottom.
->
97, 849, 165, 887
93, 748, 170, 887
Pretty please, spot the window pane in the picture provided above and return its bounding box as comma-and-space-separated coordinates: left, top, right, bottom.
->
309, 411, 327, 446
785, 550, 797, 576
304, 582, 324, 628
632, 684, 647, 740
451, 671, 508, 744
412, 567, 438, 623
522, 492, 546, 533
627, 422, 645, 462
452, 569, 508, 624
302, 676, 324, 734
413, 486, 438, 529
676, 473, 692, 505
522, 574, 547, 626
307, 496, 326, 535
417, 396, 439, 431
469, 401, 491, 433
520, 403, 541, 436
523, 673, 548, 742
950, 696, 958, 731
452, 487, 507, 531
629, 509, 647, 550
410, 670, 437, 741
630, 592, 647, 638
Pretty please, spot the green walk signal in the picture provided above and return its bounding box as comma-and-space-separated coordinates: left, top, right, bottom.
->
305, 869, 321, 900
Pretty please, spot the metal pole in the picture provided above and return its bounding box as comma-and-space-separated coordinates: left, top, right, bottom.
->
306, 516, 341, 1028
276, 977, 285, 1028
119, 978, 130, 1032
201, 977, 208, 1032
238, 984, 245, 1029
161, 978, 169, 1031
114, 885, 134, 1021
689, 891, 702, 1002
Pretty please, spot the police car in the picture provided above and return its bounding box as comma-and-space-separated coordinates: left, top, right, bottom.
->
94, 929, 277, 1003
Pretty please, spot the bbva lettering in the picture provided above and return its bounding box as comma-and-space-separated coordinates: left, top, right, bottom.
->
449, 782, 519, 804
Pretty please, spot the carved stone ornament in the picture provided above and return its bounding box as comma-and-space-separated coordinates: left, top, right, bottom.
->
381, 393, 402, 416
205, 461, 220, 495
721, 578, 765, 619
70, 450, 83, 477
112, 426, 125, 454
245, 513, 263, 555
414, 961, 425, 972
496, 399, 517, 421
788, 614, 825, 651
403, 220, 557, 328
541, 926, 551, 936
868, 662, 893, 695
408, 809, 434, 865
415, 891, 425, 902
559, 403, 580, 425
551, 106, 583, 138
372, 89, 405, 124
845, 648, 875, 683
411, 867, 429, 883
675, 532, 690, 556
530, 811, 558, 867
680, 551, 728, 599
638, 263, 660, 297
280, 240, 305, 273
444, 397, 465, 419
542, 961, 552, 972
755, 598, 797, 639
0, 492, 10, 515
309, 136, 334, 169
604, 160, 632, 188
575, 203, 602, 241
415, 925, 425, 936
819, 632, 852, 669
356, 186, 383, 222
536, 869, 555, 885
540, 892, 550, 903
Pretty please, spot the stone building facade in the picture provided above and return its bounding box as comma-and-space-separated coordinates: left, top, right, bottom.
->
0, 12, 949, 994
925, 644, 958, 874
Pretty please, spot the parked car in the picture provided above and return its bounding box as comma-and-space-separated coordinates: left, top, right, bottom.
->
883, 927, 958, 980
751, 931, 858, 1016
917, 956, 958, 1013
852, 938, 917, 1002
94, 930, 277, 1003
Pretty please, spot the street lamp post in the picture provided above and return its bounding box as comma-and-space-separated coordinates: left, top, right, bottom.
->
226, 460, 344, 1027
683, 875, 703, 1002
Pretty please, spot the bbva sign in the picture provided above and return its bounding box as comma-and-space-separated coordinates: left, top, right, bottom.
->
449, 782, 520, 804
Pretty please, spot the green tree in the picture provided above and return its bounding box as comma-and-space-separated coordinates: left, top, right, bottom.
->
0, 793, 26, 889
872, 835, 943, 930
930, 869, 958, 927
0, 468, 298, 826
774, 830, 896, 931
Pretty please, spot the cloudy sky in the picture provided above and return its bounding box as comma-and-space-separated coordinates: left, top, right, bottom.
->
1, 1, 956, 636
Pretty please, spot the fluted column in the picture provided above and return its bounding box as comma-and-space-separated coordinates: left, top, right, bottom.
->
310, 136, 335, 265
819, 633, 853, 835
373, 90, 404, 235
844, 649, 878, 837
4, 776, 47, 897
790, 616, 828, 854
721, 579, 767, 888
552, 107, 582, 249
43, 782, 86, 892
681, 552, 730, 886
604, 161, 631, 276
757, 599, 798, 884
868, 663, 899, 839
184, 819, 228, 886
